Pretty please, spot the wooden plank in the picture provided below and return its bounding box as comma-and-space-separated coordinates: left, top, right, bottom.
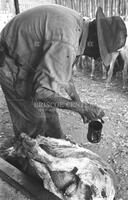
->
14, 0, 20, 14
0, 157, 60, 200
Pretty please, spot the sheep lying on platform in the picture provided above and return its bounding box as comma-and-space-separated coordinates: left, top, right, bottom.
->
12, 133, 117, 200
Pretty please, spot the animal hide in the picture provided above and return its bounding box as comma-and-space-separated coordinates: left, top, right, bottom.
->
14, 133, 116, 200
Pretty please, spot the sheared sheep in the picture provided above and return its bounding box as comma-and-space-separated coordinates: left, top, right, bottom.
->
10, 133, 117, 200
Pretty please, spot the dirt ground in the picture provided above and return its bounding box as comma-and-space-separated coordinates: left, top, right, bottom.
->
0, 66, 128, 200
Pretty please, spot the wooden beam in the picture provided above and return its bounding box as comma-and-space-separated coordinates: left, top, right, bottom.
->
14, 0, 20, 14
0, 157, 60, 200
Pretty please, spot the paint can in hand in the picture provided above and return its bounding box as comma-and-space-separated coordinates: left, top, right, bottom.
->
87, 120, 104, 143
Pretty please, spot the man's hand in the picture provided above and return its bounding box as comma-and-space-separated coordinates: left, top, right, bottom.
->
79, 103, 105, 123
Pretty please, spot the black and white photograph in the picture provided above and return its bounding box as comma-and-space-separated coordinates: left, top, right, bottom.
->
0, 0, 128, 200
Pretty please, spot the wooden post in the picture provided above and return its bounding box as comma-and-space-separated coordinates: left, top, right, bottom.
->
71, 0, 74, 9
118, 0, 121, 15
110, 0, 113, 16
54, 0, 56, 3
123, 0, 126, 16
14, 0, 20, 14
82, 0, 84, 14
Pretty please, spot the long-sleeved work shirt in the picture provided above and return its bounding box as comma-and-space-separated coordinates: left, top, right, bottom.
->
0, 4, 89, 98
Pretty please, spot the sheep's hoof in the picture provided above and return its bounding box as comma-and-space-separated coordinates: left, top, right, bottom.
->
122, 86, 128, 92
102, 76, 107, 80
90, 75, 95, 80
105, 83, 111, 89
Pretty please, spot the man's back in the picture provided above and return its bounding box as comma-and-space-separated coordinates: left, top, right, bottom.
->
0, 4, 83, 67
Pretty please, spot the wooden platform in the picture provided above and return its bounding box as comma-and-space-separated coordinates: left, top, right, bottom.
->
0, 157, 60, 200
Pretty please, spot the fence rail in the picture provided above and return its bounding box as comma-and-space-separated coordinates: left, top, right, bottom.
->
55, 0, 128, 18
0, 0, 128, 18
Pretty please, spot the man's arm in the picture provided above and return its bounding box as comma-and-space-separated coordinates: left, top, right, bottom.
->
65, 78, 89, 123
36, 88, 83, 114
35, 88, 105, 123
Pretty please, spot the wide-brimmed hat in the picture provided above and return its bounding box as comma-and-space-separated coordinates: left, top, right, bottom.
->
96, 7, 127, 66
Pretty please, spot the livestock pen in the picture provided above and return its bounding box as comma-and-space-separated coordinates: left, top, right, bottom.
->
0, 1, 128, 200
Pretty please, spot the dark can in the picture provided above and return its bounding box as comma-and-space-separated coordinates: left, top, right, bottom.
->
87, 120, 104, 143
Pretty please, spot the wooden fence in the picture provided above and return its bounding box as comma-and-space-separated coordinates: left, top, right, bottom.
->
18, 0, 55, 13
55, 0, 128, 18
0, 0, 128, 18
